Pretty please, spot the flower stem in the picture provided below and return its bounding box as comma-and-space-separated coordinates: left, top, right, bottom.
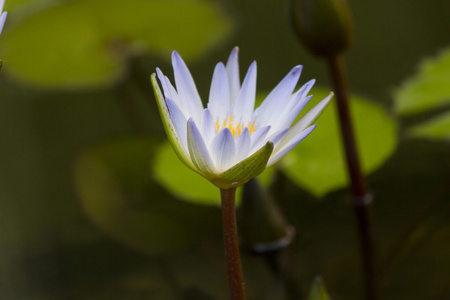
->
220, 188, 246, 300
326, 54, 377, 300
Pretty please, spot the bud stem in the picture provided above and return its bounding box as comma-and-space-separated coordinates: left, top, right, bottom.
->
326, 54, 377, 300
220, 187, 246, 300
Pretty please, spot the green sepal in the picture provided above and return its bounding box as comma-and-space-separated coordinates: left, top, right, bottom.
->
151, 73, 198, 172
211, 141, 274, 189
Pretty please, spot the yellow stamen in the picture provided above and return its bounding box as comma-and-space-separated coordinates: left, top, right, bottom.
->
215, 115, 256, 137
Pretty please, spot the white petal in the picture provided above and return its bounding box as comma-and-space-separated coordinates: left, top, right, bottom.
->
249, 125, 271, 153
256, 66, 303, 126
273, 78, 316, 130
279, 92, 333, 149
273, 95, 312, 133
267, 125, 316, 167
226, 47, 240, 105
210, 128, 236, 171
0, 12, 6, 35
201, 108, 216, 146
233, 61, 257, 123
0, 0, 4, 13
187, 119, 218, 174
156, 68, 182, 108
208, 62, 230, 120
297, 79, 316, 98
172, 51, 204, 123
266, 128, 290, 148
235, 128, 251, 163
166, 98, 188, 152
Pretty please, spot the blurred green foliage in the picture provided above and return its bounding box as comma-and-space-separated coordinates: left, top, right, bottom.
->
408, 111, 450, 140
395, 47, 450, 140
395, 48, 450, 115
73, 137, 220, 254
1, 0, 232, 88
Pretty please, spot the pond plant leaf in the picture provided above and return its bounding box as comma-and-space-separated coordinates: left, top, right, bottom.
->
395, 48, 450, 115
394, 47, 450, 140
1, 0, 232, 88
408, 110, 450, 140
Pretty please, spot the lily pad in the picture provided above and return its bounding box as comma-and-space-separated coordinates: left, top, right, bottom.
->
281, 88, 398, 197
395, 48, 450, 115
1, 0, 232, 88
73, 137, 219, 254
408, 110, 450, 140
394, 47, 450, 140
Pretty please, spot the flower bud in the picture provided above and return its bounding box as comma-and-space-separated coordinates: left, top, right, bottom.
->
290, 0, 354, 57
238, 179, 295, 253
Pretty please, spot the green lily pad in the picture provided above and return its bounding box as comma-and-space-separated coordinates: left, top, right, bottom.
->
408, 110, 450, 140
73, 137, 219, 254
394, 47, 450, 140
281, 88, 398, 197
395, 48, 450, 115
1, 0, 232, 88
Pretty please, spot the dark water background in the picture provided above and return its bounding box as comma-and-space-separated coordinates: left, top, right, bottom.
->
0, 0, 449, 299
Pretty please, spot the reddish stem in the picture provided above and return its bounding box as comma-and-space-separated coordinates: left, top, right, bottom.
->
220, 188, 246, 300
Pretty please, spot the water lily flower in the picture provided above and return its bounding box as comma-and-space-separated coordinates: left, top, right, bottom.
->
151, 48, 332, 189
0, 0, 7, 35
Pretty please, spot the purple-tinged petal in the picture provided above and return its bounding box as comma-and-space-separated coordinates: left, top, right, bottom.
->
208, 62, 230, 119
166, 98, 188, 151
272, 78, 316, 130
201, 108, 216, 146
234, 61, 257, 123
235, 127, 251, 163
0, 12, 6, 35
272, 95, 312, 133
226, 47, 240, 105
266, 128, 290, 148
187, 119, 217, 175
249, 125, 271, 153
172, 51, 204, 123
210, 128, 236, 171
267, 125, 316, 167
256, 66, 303, 126
156, 68, 182, 108
279, 92, 333, 149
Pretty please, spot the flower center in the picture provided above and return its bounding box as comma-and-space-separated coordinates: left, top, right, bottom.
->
215, 115, 256, 137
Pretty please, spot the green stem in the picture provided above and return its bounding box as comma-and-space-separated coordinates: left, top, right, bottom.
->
326, 54, 377, 300
220, 188, 246, 300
